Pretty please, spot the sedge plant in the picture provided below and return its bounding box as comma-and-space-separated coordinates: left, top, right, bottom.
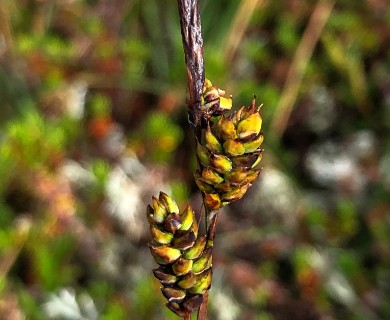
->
146, 1, 264, 319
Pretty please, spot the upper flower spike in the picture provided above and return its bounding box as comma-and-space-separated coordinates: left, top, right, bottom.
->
195, 81, 264, 210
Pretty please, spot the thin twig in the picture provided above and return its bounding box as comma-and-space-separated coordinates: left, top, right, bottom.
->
223, 0, 265, 63
270, 0, 335, 137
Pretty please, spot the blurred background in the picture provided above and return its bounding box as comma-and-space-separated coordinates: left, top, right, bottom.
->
1, 0, 390, 319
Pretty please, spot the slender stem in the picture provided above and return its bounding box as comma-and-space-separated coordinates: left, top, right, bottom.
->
197, 209, 218, 320
197, 291, 209, 320
270, 0, 335, 137
184, 314, 191, 320
206, 208, 219, 241
177, 0, 205, 134
223, 0, 263, 62
177, 2, 213, 319
197, 206, 218, 320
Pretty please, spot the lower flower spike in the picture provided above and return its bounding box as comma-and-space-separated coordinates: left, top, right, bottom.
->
146, 193, 212, 317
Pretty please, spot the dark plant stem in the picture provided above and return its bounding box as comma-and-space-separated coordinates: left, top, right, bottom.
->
197, 207, 219, 320
196, 291, 209, 320
206, 207, 219, 242
177, 0, 205, 137
177, 1, 214, 320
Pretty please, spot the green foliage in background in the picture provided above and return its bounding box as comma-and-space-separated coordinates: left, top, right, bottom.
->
0, 0, 389, 319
